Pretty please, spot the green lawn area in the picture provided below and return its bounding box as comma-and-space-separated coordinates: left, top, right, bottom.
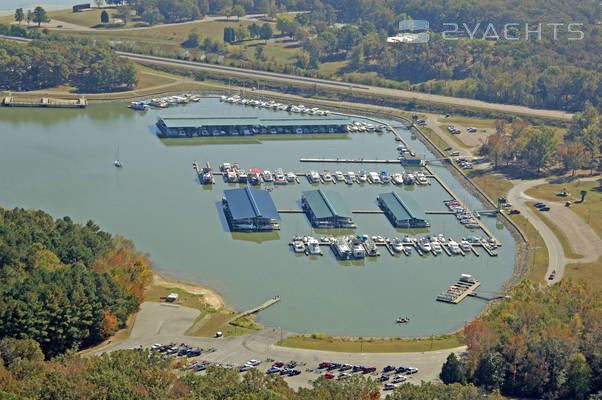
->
565, 257, 602, 290
144, 285, 211, 311
186, 311, 259, 337
469, 172, 513, 202
135, 69, 177, 89
440, 115, 499, 129
319, 60, 348, 75
525, 180, 602, 238
48, 9, 114, 28
277, 333, 463, 353
420, 126, 451, 152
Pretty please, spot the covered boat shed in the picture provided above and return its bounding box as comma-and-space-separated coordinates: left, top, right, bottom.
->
156, 115, 351, 137
378, 192, 429, 228
222, 187, 281, 231
301, 189, 355, 228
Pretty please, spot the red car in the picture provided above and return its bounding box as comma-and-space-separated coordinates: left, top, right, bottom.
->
509, 209, 521, 215
324, 372, 335, 379
362, 366, 376, 374
272, 361, 284, 368
319, 362, 332, 369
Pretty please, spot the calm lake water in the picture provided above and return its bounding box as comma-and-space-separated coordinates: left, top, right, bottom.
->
0, 98, 515, 337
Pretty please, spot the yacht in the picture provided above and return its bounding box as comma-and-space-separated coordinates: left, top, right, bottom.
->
226, 170, 237, 182
262, 170, 273, 182
238, 170, 249, 183
365, 241, 379, 256
380, 172, 391, 184
307, 237, 321, 255
286, 172, 297, 182
431, 240, 442, 255
322, 171, 333, 182
392, 239, 404, 253
308, 170, 320, 183
392, 173, 404, 185
418, 238, 432, 252
403, 173, 415, 185
448, 240, 461, 254
128, 101, 149, 111
274, 169, 286, 184
358, 171, 368, 182
335, 171, 345, 181
293, 240, 305, 253
347, 172, 356, 182
437, 234, 447, 244
249, 171, 261, 185
333, 239, 352, 260
350, 240, 366, 259
460, 240, 471, 252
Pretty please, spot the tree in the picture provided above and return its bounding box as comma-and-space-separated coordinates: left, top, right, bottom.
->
100, 309, 119, 336
14, 8, 24, 24
248, 22, 259, 38
220, 6, 233, 20
524, 128, 556, 172
100, 10, 110, 23
115, 6, 131, 24
440, 353, 465, 384
234, 24, 249, 41
184, 29, 202, 47
223, 26, 235, 43
558, 142, 586, 175
254, 45, 265, 61
94, 0, 105, 7
563, 353, 591, 400
259, 22, 273, 43
140, 8, 162, 25
232, 5, 245, 20
32, 6, 49, 27
27, 10, 33, 25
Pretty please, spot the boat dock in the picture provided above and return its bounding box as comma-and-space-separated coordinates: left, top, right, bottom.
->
2, 96, 87, 108
227, 296, 281, 324
436, 276, 481, 304
300, 158, 401, 164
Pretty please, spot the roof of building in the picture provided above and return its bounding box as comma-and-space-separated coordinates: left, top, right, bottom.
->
159, 115, 350, 128
224, 187, 280, 220
302, 189, 352, 219
379, 192, 426, 221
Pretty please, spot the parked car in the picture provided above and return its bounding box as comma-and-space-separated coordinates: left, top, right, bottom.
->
327, 362, 341, 371
340, 364, 352, 371
362, 366, 376, 374
324, 372, 335, 379
272, 361, 284, 368
395, 366, 407, 373
246, 360, 261, 366
267, 367, 281, 374
406, 367, 419, 374
318, 361, 332, 369
444, 147, 453, 152
286, 361, 297, 369
383, 365, 396, 373
337, 372, 352, 380
534, 203, 546, 208
288, 369, 301, 376
450, 151, 460, 156
352, 365, 364, 372
379, 375, 390, 382
193, 364, 206, 371
393, 375, 407, 383
539, 207, 550, 211
280, 368, 291, 375
549, 271, 556, 280
509, 209, 521, 215
384, 383, 397, 390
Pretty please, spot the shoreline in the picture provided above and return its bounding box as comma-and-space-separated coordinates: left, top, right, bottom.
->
151, 271, 225, 311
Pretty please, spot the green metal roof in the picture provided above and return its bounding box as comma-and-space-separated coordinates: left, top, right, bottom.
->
160, 116, 260, 127
379, 192, 426, 221
159, 116, 350, 128
303, 189, 352, 219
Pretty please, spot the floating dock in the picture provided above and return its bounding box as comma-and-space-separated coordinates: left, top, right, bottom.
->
436, 275, 481, 304
2, 96, 87, 108
227, 296, 280, 324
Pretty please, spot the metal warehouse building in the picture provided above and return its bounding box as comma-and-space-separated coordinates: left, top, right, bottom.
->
301, 189, 356, 228
378, 192, 429, 228
156, 115, 351, 137
222, 187, 281, 231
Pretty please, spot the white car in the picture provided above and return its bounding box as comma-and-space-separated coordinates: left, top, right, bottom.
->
393, 375, 407, 383
246, 359, 261, 366
151, 343, 162, 350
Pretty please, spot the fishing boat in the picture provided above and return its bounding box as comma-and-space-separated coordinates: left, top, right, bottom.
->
114, 146, 122, 168
286, 172, 297, 182
293, 240, 305, 253
396, 316, 410, 324
307, 237, 321, 255
322, 171, 333, 182
262, 170, 273, 182
334, 171, 345, 181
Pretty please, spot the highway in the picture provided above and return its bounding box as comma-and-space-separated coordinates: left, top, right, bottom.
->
0, 34, 572, 120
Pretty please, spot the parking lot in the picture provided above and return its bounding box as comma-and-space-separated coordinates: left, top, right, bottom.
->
90, 302, 466, 390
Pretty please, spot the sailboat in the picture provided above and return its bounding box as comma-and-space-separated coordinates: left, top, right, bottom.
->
114, 146, 122, 168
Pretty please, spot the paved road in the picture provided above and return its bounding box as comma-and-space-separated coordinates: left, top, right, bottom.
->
507, 178, 601, 284
91, 302, 464, 390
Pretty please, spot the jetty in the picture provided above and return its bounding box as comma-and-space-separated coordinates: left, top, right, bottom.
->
227, 296, 281, 324
436, 275, 481, 304
2, 96, 87, 108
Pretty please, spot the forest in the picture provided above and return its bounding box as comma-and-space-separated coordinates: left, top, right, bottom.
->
97, 0, 600, 111
442, 279, 601, 400
0, 35, 137, 93
0, 207, 151, 357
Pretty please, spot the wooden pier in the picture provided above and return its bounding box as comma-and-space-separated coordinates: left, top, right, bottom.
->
227, 296, 281, 324
437, 279, 481, 304
300, 158, 400, 164
2, 96, 87, 108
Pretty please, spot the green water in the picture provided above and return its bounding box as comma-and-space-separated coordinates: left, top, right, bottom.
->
0, 98, 515, 337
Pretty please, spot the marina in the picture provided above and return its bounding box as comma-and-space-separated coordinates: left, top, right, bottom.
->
436, 275, 481, 304
0, 98, 516, 337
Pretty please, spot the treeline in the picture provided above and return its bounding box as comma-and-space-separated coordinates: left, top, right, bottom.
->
481, 102, 600, 173
441, 279, 601, 399
0, 36, 137, 92
0, 207, 151, 357
0, 343, 510, 399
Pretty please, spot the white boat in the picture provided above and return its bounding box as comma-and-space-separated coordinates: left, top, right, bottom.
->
418, 238, 431, 252
128, 101, 148, 111
392, 173, 404, 185
335, 171, 345, 181
448, 240, 461, 254
392, 239, 404, 253
274, 169, 285, 181
351, 242, 366, 259
308, 170, 320, 183
262, 170, 273, 182
114, 146, 122, 168
437, 234, 447, 244
307, 237, 321, 255
358, 172, 368, 182
293, 240, 305, 253
286, 172, 297, 182
460, 240, 471, 252
220, 95, 227, 101
431, 240, 442, 254
322, 171, 333, 182
347, 172, 356, 182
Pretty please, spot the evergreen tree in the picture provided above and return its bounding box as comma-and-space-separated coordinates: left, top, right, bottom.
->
14, 8, 24, 24
440, 353, 465, 384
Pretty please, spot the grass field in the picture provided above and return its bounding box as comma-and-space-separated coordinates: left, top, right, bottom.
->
525, 180, 602, 238
144, 285, 211, 311
277, 333, 463, 353
186, 311, 259, 337
420, 126, 451, 152
469, 172, 513, 202
565, 257, 602, 290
